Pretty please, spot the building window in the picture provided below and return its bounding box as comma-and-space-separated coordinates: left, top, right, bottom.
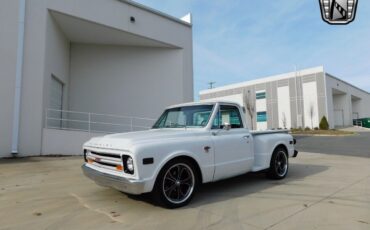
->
257, 111, 267, 122
256, 92, 266, 99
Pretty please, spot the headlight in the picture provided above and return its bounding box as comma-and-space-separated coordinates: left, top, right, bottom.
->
83, 149, 87, 162
127, 157, 134, 172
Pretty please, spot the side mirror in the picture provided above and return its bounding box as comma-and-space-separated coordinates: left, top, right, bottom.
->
223, 122, 231, 131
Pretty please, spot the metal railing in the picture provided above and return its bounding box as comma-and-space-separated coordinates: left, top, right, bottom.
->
45, 109, 156, 134
353, 119, 363, 127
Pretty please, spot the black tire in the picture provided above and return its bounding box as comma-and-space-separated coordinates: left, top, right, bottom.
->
267, 147, 289, 180
152, 158, 198, 208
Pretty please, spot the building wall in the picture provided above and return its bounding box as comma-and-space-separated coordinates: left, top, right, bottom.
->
18, 7, 71, 155
0, 0, 20, 157
43, 13, 70, 118
326, 74, 370, 128
302, 81, 319, 128
0, 0, 193, 157
68, 44, 185, 119
277, 86, 291, 129
200, 67, 328, 130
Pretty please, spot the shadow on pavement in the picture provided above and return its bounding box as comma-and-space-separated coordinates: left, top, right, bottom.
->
127, 163, 328, 208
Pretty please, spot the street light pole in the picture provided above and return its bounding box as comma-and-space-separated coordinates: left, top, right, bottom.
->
208, 81, 216, 89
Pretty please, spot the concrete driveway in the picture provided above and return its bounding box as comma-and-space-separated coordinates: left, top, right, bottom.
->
1, 153, 370, 230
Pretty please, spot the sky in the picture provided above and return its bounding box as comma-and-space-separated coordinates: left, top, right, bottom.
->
135, 0, 370, 100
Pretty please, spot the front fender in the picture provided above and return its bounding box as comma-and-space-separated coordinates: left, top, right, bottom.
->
144, 150, 204, 193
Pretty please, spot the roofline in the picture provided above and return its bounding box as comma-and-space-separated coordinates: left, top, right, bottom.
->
118, 0, 192, 27
200, 66, 324, 95
325, 73, 370, 95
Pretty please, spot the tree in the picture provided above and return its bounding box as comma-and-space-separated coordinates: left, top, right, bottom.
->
319, 116, 329, 130
243, 90, 255, 130
281, 112, 287, 129
309, 104, 315, 129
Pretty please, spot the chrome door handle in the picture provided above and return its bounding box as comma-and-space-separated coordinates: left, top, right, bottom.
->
243, 135, 250, 139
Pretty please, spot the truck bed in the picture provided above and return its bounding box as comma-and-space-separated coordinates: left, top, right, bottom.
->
250, 129, 291, 172
250, 130, 289, 135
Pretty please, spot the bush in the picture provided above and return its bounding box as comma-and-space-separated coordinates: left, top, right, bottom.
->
319, 116, 329, 130
314, 127, 319, 130
304, 127, 311, 131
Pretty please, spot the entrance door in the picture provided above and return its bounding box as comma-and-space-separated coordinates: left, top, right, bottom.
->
48, 76, 64, 128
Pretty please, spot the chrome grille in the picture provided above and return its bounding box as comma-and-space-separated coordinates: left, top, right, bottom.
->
86, 150, 123, 171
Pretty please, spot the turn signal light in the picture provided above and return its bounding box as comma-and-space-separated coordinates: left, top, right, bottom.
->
87, 159, 94, 164
116, 165, 124, 171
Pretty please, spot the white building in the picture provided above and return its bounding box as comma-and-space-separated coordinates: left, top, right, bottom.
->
0, 0, 193, 157
200, 66, 370, 130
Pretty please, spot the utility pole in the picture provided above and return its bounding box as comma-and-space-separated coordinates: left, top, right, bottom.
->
208, 81, 216, 89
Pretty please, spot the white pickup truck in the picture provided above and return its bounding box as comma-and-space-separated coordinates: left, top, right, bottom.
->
82, 101, 298, 208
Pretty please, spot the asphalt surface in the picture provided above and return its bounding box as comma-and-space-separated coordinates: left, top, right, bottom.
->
1, 153, 370, 230
294, 132, 370, 158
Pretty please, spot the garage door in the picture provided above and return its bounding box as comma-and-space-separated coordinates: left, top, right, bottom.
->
48, 76, 63, 128
334, 109, 344, 127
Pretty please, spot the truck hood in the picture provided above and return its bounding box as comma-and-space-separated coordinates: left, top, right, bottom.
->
84, 129, 205, 151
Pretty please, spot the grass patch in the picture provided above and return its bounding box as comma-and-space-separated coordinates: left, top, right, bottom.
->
290, 129, 355, 136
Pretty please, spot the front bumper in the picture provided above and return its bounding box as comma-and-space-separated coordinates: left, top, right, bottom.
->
82, 164, 147, 195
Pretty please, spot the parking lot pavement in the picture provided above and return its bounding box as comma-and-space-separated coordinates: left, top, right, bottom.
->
0, 153, 369, 230
294, 131, 370, 158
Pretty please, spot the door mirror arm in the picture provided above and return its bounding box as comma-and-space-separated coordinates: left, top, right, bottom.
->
211, 123, 231, 136
223, 122, 231, 131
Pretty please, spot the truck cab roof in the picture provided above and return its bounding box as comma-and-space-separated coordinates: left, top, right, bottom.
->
167, 101, 242, 109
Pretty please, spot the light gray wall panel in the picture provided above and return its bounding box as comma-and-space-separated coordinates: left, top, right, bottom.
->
316, 73, 327, 122
68, 44, 184, 120
289, 78, 298, 128
0, 0, 19, 157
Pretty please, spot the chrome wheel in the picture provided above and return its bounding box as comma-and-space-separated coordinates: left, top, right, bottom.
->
275, 151, 288, 177
162, 163, 195, 204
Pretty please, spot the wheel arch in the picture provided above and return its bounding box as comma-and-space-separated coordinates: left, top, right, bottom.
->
150, 152, 204, 191
268, 143, 289, 165
161, 155, 203, 184
274, 143, 288, 155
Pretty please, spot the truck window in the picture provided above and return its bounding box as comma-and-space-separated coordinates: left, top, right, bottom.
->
212, 105, 244, 129
152, 105, 214, 128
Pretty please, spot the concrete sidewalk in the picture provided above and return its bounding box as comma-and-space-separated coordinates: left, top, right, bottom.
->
0, 153, 369, 230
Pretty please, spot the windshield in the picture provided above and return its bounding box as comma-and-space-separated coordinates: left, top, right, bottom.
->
152, 105, 214, 129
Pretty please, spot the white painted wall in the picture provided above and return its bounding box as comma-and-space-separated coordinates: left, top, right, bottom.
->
0, 0, 193, 157
326, 75, 370, 128
302, 82, 319, 128
0, 0, 19, 157
68, 44, 185, 120
277, 86, 291, 129
18, 11, 71, 155
43, 14, 70, 116
42, 129, 103, 155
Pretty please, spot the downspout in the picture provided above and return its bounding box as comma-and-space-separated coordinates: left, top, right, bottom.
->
11, 0, 26, 155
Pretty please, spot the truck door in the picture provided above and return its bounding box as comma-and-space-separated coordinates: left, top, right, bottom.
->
211, 104, 254, 181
